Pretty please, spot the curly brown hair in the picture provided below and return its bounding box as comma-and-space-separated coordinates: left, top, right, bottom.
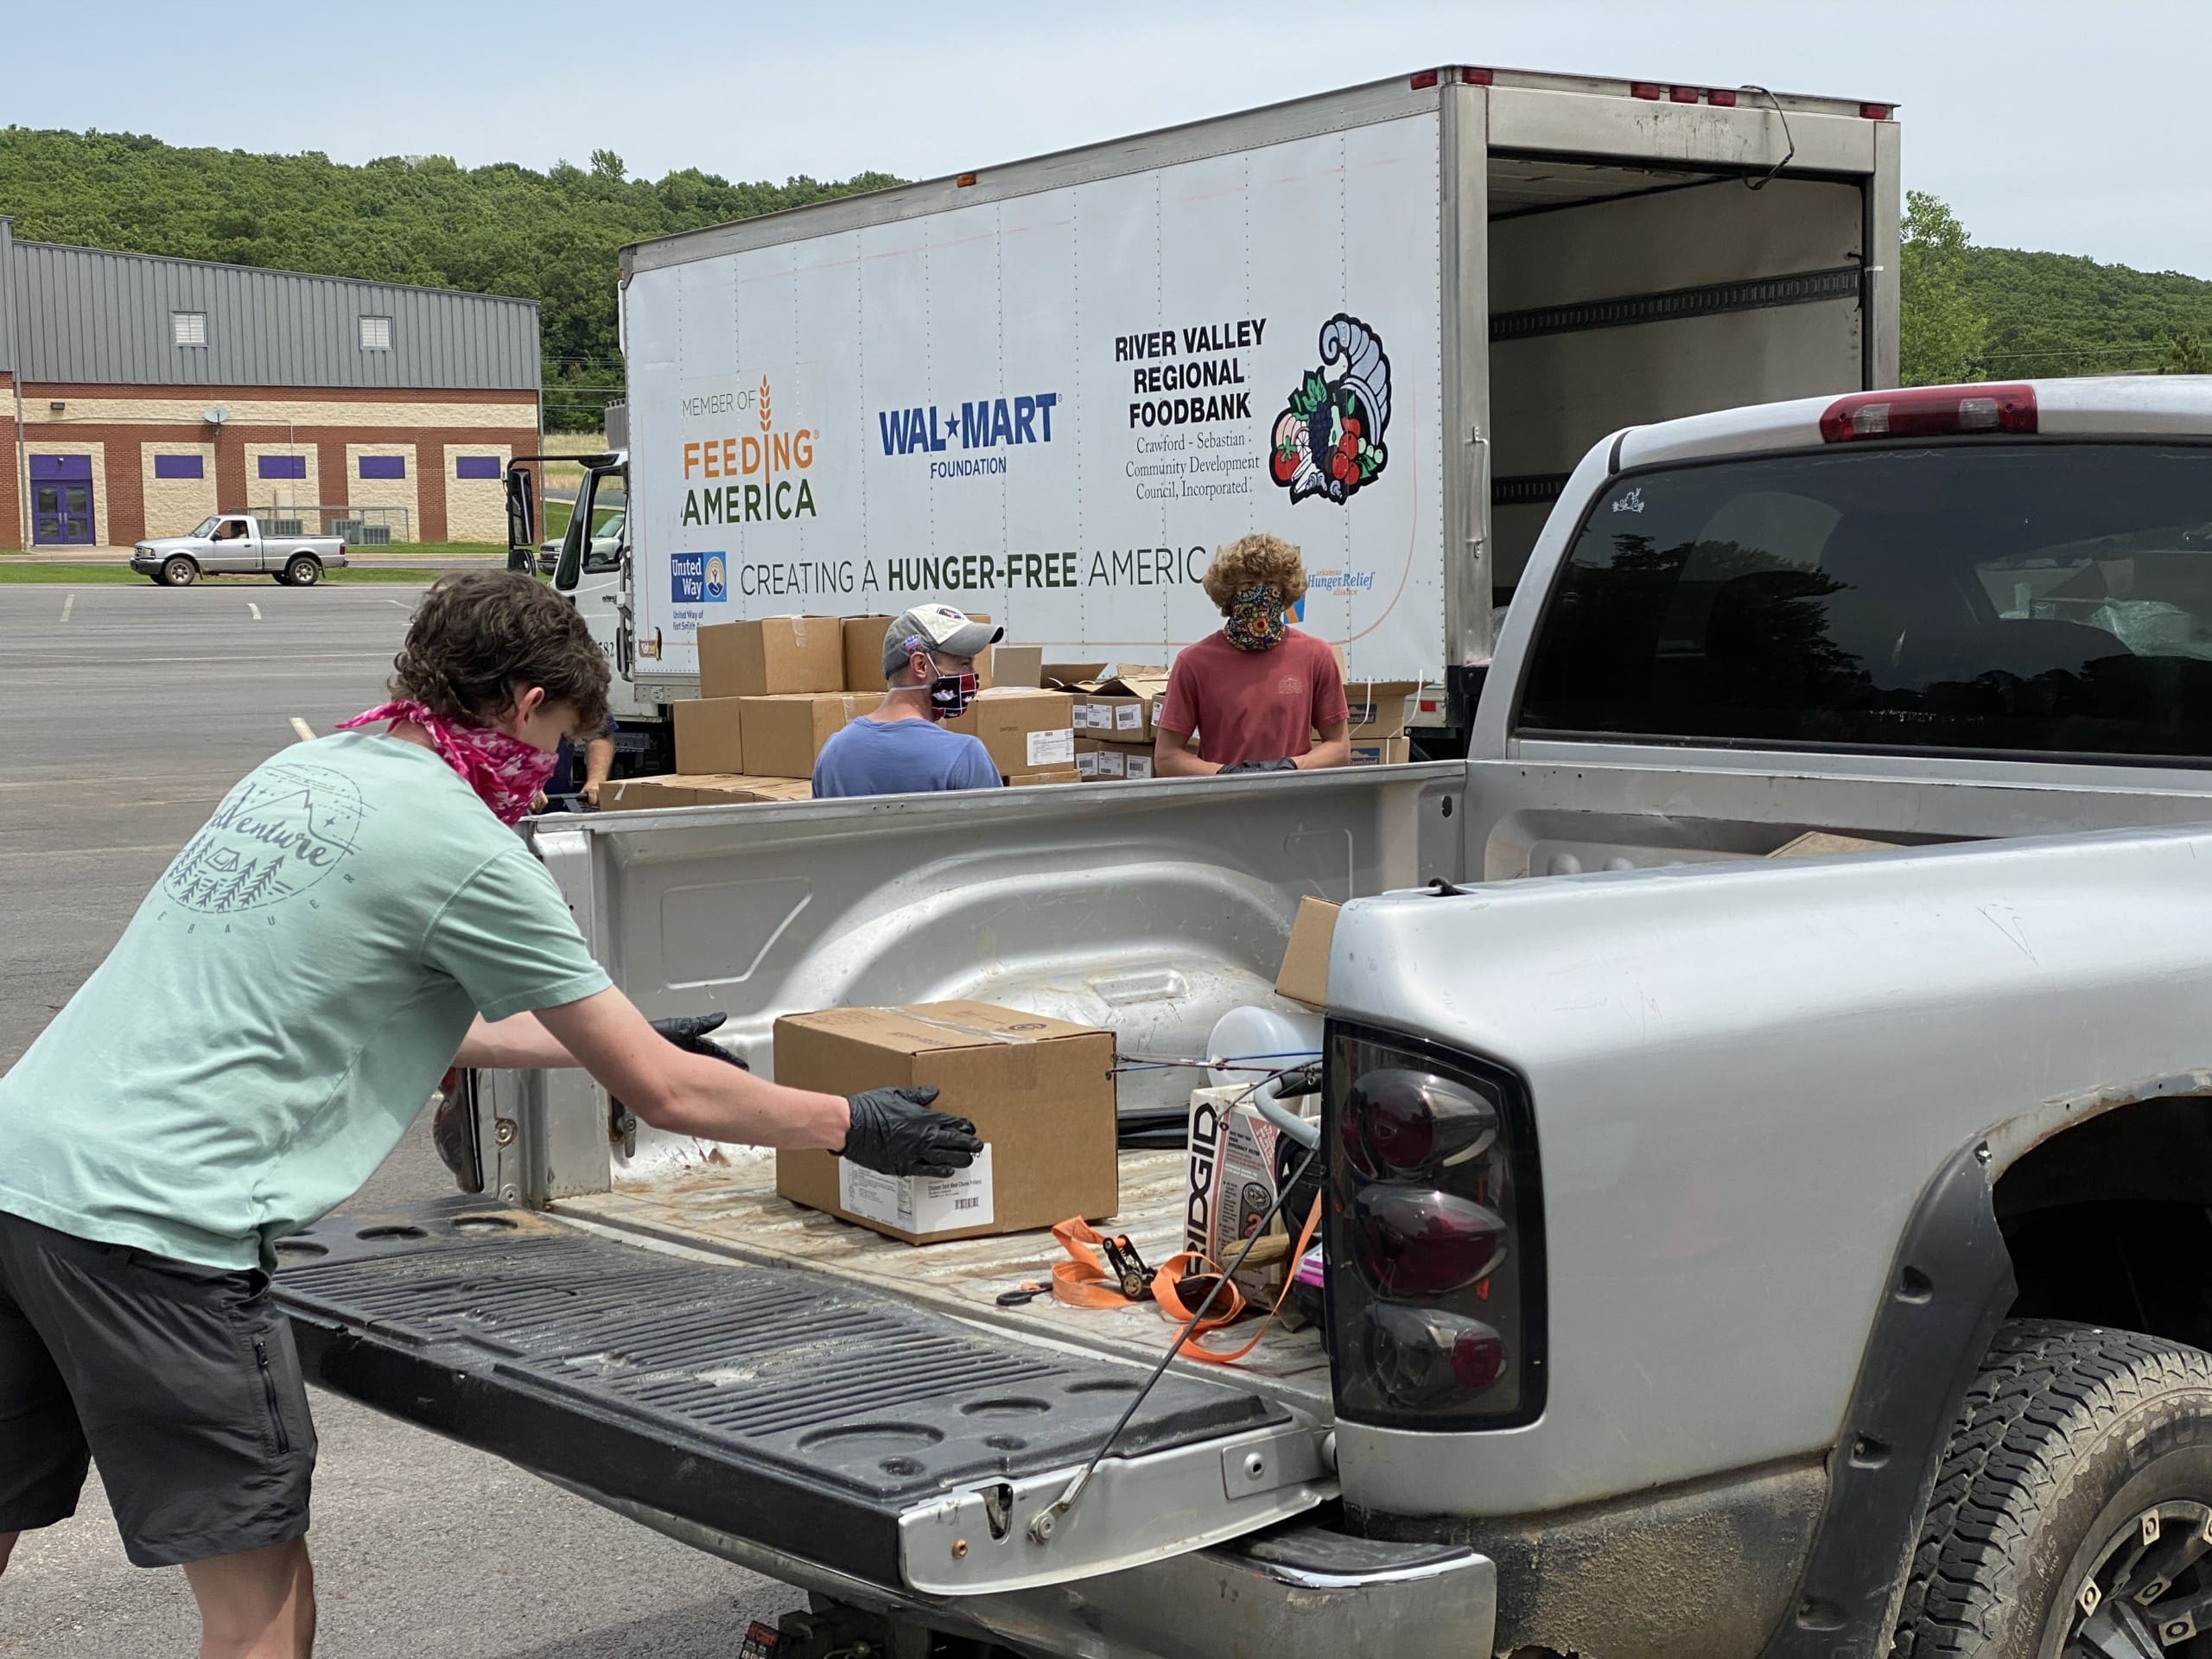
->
1201, 532, 1307, 611
388, 571, 610, 732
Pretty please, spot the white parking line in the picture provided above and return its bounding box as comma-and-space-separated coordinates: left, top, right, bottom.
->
248, 601, 263, 621
386, 599, 410, 609
59, 594, 73, 623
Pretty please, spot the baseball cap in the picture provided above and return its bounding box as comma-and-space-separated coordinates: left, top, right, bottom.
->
882, 605, 1004, 675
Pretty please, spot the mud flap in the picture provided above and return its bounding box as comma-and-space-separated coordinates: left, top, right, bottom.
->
276, 1198, 1331, 1593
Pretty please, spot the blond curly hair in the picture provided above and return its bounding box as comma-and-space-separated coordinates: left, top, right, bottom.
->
1201, 532, 1306, 611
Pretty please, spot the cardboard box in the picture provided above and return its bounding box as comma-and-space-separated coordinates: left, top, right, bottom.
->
698, 616, 846, 699
840, 614, 899, 694
947, 687, 1075, 776
1075, 669, 1172, 745
1184, 1085, 1316, 1297
739, 693, 874, 779
990, 645, 1045, 689
1768, 831, 1901, 858
1003, 767, 1084, 787
1275, 896, 1340, 1009
690, 774, 815, 804
1043, 662, 1109, 690
599, 776, 702, 811
1343, 684, 1421, 740
1348, 736, 1413, 766
672, 697, 747, 776
1077, 738, 1128, 779
1124, 752, 1155, 780
773, 1001, 1118, 1243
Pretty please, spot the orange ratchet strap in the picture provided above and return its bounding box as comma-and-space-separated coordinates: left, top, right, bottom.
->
1046, 1197, 1323, 1363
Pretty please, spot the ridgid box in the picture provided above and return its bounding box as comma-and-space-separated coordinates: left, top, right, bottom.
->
698, 615, 846, 699
774, 1001, 1118, 1243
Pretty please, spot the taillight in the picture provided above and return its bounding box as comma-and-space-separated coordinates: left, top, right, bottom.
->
1819, 384, 2037, 444
1325, 1024, 1545, 1429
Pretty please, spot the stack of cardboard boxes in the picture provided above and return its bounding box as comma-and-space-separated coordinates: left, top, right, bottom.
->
1065, 668, 1171, 781
603, 614, 1084, 807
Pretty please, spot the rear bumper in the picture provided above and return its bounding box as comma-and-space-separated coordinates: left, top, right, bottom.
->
577, 1482, 1498, 1659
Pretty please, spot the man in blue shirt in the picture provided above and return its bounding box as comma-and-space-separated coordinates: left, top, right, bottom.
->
813, 604, 1005, 798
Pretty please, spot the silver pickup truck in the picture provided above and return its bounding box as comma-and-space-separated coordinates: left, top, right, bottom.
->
131, 512, 347, 587
281, 377, 2212, 1659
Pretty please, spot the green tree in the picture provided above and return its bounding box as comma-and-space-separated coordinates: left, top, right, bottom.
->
2169, 329, 2210, 375
1900, 191, 1989, 387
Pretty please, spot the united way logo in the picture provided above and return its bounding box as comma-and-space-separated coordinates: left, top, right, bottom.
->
671, 551, 728, 604
162, 764, 363, 914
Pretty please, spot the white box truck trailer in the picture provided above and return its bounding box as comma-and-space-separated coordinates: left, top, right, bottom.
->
544, 63, 1899, 751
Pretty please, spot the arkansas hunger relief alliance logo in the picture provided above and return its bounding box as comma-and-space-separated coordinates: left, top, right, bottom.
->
162, 763, 364, 915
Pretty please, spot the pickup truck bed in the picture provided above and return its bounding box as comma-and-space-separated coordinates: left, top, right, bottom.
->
563, 1146, 1330, 1410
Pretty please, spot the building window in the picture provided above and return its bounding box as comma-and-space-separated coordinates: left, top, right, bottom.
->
454, 455, 501, 480
154, 454, 206, 480
359, 315, 392, 352
257, 454, 308, 480
173, 311, 207, 346
358, 455, 406, 480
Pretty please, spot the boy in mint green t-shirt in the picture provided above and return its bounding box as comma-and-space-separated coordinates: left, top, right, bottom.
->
0, 573, 978, 1659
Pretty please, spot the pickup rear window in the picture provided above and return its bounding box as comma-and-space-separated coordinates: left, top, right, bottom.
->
1517, 442, 2212, 765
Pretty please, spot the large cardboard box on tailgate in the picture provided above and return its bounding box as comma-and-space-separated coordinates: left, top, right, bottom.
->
849, 612, 1001, 692
774, 1001, 1118, 1243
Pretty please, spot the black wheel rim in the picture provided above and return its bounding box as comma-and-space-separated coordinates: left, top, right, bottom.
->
2063, 1499, 2212, 1656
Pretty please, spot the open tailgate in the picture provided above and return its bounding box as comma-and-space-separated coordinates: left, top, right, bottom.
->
276, 1198, 1331, 1595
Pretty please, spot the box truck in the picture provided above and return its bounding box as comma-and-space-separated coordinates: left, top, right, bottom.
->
534, 64, 1900, 753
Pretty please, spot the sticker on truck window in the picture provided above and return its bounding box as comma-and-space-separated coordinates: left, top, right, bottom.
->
840, 1145, 995, 1235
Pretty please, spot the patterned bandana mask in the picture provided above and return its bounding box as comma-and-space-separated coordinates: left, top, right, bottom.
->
1223, 585, 1290, 652
339, 700, 560, 824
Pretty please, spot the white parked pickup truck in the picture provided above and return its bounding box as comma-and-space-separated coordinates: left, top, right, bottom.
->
130, 513, 347, 587
283, 378, 2212, 1658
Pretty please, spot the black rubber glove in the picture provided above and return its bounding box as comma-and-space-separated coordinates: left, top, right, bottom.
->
842, 1086, 983, 1178
1219, 757, 1297, 775
651, 1012, 750, 1070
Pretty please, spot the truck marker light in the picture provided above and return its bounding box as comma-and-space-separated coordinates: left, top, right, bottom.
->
1707, 88, 1738, 107
1669, 86, 1699, 104
1630, 82, 1662, 100
1819, 384, 2037, 443
1352, 1185, 1508, 1296
1458, 67, 1494, 86
956, 172, 977, 188
1860, 102, 1895, 120
1409, 70, 1440, 90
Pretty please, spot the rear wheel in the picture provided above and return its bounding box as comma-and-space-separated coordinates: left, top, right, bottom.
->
1891, 1320, 2212, 1658
161, 555, 197, 588
283, 555, 321, 587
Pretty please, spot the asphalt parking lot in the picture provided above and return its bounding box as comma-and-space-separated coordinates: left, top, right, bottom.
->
0, 583, 801, 1655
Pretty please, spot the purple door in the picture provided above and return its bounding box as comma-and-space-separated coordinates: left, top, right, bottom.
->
30, 455, 96, 545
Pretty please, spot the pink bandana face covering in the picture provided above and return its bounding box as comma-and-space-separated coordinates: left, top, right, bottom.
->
339, 700, 560, 824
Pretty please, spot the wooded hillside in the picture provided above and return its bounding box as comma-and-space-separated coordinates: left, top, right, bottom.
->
0, 128, 894, 429
4, 129, 2208, 417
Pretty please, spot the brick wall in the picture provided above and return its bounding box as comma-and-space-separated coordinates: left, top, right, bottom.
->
0, 374, 17, 551
8, 382, 539, 547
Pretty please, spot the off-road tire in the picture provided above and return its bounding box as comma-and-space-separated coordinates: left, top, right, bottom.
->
1890, 1319, 2212, 1658
283, 554, 321, 587
161, 555, 198, 588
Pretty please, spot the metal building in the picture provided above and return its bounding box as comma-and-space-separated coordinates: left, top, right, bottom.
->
0, 215, 541, 549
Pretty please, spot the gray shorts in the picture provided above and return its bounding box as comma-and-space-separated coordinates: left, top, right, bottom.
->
0, 1208, 316, 1567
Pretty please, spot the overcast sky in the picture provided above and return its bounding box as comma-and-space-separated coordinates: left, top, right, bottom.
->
12, 0, 2206, 276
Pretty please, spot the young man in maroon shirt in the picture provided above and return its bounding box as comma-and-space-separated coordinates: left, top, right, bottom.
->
1154, 533, 1351, 777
